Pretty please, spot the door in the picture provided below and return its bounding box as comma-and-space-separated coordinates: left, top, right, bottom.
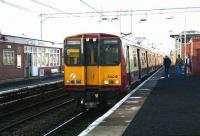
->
31, 52, 39, 76
24, 53, 32, 77
196, 49, 200, 74
146, 51, 149, 74
137, 49, 141, 79
126, 46, 131, 85
84, 39, 99, 86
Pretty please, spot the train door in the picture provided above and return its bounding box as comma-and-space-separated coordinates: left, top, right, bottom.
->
146, 51, 149, 74
84, 38, 99, 86
126, 46, 131, 85
137, 48, 141, 79
196, 49, 200, 74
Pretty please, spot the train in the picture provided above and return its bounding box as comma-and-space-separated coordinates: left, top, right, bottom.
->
63, 33, 163, 109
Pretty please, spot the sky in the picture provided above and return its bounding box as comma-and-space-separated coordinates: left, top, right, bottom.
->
0, 0, 200, 54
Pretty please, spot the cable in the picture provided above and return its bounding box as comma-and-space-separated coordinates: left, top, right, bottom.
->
80, 0, 103, 16
31, 0, 69, 13
38, 6, 200, 18
0, 0, 38, 14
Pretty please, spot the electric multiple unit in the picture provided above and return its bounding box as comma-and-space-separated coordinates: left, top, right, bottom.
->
63, 33, 162, 108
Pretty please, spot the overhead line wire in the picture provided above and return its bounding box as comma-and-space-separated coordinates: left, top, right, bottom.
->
0, 0, 38, 14
31, 0, 69, 14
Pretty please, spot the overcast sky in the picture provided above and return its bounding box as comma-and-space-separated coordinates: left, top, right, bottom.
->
0, 0, 200, 54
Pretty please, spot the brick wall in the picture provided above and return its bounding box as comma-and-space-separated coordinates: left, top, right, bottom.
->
181, 38, 200, 74
0, 43, 24, 81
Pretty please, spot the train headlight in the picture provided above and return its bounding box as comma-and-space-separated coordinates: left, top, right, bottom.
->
104, 80, 109, 85
115, 80, 119, 84
66, 80, 70, 84
93, 38, 97, 42
86, 38, 90, 42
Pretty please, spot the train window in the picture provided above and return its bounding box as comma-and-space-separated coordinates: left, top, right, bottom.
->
103, 39, 118, 44
143, 53, 146, 64
134, 57, 137, 67
141, 53, 143, 65
66, 48, 81, 65
86, 45, 97, 65
67, 48, 80, 65
133, 50, 137, 67
65, 40, 81, 65
100, 44, 119, 65
84, 39, 98, 65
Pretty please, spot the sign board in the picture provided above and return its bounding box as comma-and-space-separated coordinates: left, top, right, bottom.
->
17, 55, 21, 68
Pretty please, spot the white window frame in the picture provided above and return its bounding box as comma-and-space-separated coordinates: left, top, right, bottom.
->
3, 49, 15, 65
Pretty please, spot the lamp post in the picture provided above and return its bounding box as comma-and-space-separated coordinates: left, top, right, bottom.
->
40, 13, 55, 40
40, 13, 44, 40
184, 15, 187, 63
179, 16, 187, 61
183, 15, 187, 78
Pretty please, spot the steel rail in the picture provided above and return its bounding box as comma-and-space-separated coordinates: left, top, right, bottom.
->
0, 92, 67, 118
43, 112, 83, 136
0, 88, 63, 106
0, 98, 75, 133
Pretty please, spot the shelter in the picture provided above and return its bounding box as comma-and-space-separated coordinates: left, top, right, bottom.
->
0, 34, 62, 82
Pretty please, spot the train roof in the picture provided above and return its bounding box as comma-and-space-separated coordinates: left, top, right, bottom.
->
64, 33, 162, 55
121, 37, 162, 54
64, 33, 119, 40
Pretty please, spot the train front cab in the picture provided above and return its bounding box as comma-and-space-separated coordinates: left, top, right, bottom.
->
64, 34, 126, 108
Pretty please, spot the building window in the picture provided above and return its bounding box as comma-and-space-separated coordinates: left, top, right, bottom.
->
3, 49, 15, 65
24, 46, 60, 67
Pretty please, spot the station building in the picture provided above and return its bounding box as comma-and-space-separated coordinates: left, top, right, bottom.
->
0, 34, 62, 82
170, 30, 200, 74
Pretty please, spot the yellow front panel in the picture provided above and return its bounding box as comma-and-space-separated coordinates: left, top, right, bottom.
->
64, 64, 121, 86
64, 65, 85, 85
86, 66, 99, 85
85, 65, 121, 86
99, 64, 121, 86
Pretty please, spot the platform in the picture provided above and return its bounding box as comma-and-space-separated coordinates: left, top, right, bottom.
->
0, 74, 63, 94
79, 67, 200, 136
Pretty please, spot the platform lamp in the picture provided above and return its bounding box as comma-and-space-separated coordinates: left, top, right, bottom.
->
40, 13, 57, 40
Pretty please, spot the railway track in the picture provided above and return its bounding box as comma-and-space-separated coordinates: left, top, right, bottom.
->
43, 112, 84, 136
0, 81, 65, 117
0, 92, 67, 118
0, 95, 76, 135
0, 87, 112, 136
0, 81, 63, 104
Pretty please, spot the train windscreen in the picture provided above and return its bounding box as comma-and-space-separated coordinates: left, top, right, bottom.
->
100, 39, 120, 65
84, 38, 98, 65
65, 40, 82, 65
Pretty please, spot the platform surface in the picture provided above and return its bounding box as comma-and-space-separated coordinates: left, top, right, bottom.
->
0, 74, 63, 93
82, 67, 200, 136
